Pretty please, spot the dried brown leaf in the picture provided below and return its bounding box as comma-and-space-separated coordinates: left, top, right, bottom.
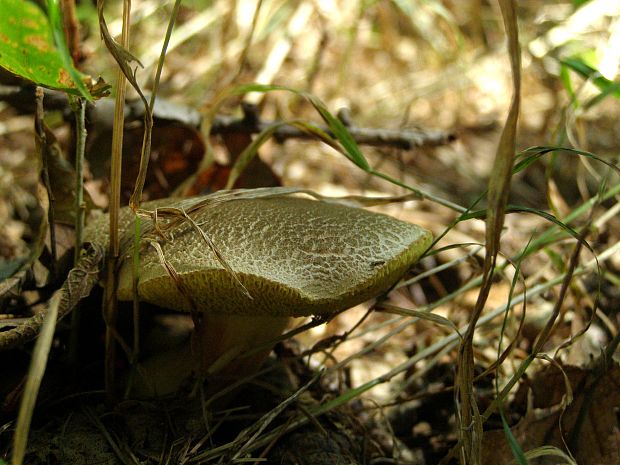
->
482, 363, 620, 465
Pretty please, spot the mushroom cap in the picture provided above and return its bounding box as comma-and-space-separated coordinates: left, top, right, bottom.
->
85, 194, 432, 317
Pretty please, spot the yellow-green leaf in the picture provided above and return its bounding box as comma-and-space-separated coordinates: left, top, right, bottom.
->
0, 0, 94, 98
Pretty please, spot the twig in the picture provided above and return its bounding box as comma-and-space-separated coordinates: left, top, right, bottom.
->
215, 103, 456, 150
69, 96, 87, 362
0, 85, 456, 150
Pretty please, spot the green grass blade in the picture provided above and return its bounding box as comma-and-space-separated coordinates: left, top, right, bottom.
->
561, 56, 620, 100
501, 411, 528, 465
516, 146, 620, 175
209, 83, 371, 171
303, 93, 370, 170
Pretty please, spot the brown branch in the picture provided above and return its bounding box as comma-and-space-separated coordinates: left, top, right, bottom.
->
0, 85, 456, 150
213, 102, 456, 149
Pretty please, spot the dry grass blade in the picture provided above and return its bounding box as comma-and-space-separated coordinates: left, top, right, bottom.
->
34, 89, 54, 272
378, 303, 462, 337
230, 371, 322, 461
455, 1, 521, 463
11, 291, 60, 465
132, 186, 424, 240
129, 0, 181, 210
82, 406, 140, 465
147, 239, 199, 309
98, 0, 180, 380
96, 0, 144, 99
234, 0, 264, 81
97, 0, 135, 399
508, 446, 577, 465
189, 371, 322, 463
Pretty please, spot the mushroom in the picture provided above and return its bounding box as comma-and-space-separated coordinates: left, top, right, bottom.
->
84, 189, 432, 396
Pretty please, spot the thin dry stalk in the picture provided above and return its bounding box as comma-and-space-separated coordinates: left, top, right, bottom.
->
98, 0, 132, 400
455, 1, 521, 463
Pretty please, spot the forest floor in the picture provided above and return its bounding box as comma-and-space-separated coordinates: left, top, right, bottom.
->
1, 1, 619, 464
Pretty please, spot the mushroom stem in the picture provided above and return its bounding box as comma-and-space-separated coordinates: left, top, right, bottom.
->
192, 314, 292, 382
84, 191, 433, 399
132, 314, 292, 398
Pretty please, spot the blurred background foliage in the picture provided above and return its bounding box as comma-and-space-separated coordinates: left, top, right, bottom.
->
74, 0, 620, 204
1, 0, 619, 464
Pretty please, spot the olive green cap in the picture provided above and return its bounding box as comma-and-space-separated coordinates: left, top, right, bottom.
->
85, 195, 432, 317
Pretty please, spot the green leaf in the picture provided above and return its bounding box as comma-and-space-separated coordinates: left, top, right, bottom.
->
0, 0, 93, 98
561, 56, 620, 106
46, 0, 92, 100
559, 63, 575, 101
586, 80, 620, 108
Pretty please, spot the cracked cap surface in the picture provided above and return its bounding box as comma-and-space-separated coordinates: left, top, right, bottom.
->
85, 195, 432, 317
